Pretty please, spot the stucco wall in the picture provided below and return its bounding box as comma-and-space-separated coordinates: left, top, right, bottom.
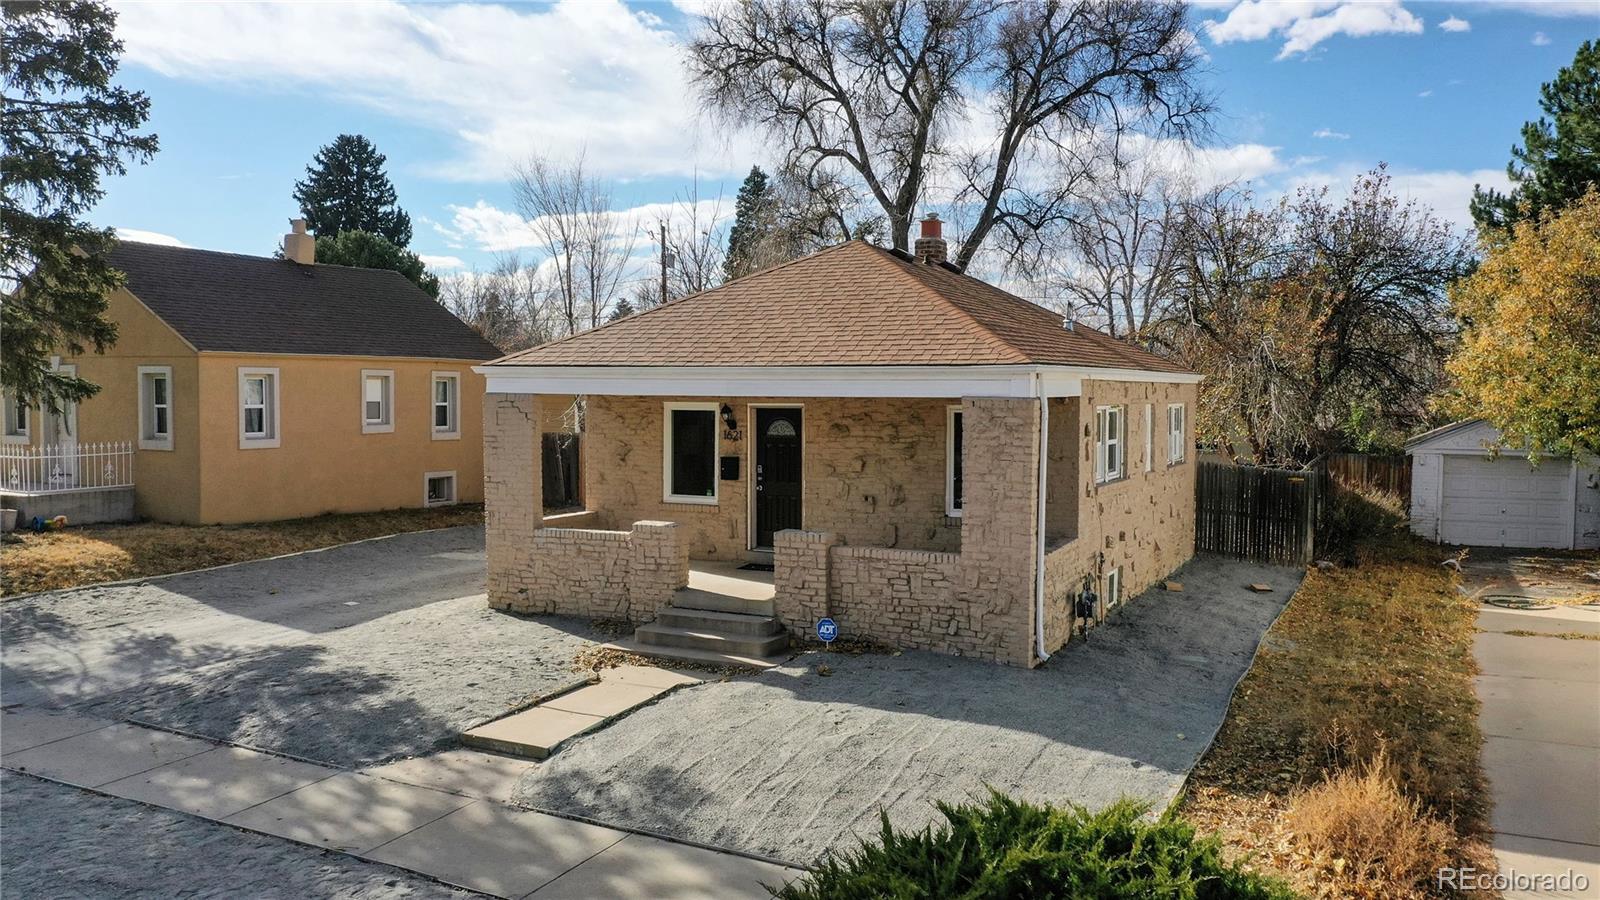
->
581, 395, 961, 560
1040, 379, 1198, 653
194, 354, 488, 524
51, 287, 203, 523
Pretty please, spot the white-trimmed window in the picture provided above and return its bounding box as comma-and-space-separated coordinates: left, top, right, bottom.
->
1143, 403, 1153, 473
431, 372, 460, 440
662, 401, 718, 504
1095, 405, 1124, 484
946, 405, 963, 517
361, 369, 394, 434
1105, 567, 1122, 608
424, 470, 457, 507
238, 367, 280, 449
1168, 403, 1187, 464
2, 393, 29, 444
138, 365, 173, 450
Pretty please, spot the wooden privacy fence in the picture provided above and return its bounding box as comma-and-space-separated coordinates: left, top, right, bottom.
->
1195, 461, 1321, 565
1323, 452, 1411, 500
542, 433, 582, 510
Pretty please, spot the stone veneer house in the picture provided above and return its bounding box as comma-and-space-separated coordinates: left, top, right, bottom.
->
478, 218, 1200, 668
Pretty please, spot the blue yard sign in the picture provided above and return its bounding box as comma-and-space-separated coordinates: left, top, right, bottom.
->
816, 617, 838, 644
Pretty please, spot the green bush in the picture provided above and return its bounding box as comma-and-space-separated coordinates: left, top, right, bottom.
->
772, 793, 1297, 900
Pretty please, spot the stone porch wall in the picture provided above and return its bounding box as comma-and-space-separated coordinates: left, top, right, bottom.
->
771, 397, 1042, 667
582, 395, 962, 561
502, 520, 687, 621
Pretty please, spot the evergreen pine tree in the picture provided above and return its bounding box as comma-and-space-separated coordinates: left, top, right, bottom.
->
1471, 40, 1600, 232
313, 230, 439, 298
723, 166, 776, 281
1, 0, 159, 410
292, 134, 414, 247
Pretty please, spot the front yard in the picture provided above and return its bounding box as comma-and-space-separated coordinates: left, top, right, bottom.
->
1181, 524, 1494, 897
0, 504, 484, 597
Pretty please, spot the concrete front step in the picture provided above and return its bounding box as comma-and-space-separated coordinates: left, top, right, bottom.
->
671, 587, 775, 617
656, 607, 784, 637
634, 622, 789, 657
600, 638, 789, 671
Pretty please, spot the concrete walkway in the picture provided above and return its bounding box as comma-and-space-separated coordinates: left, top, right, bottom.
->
1474, 603, 1600, 899
1, 706, 800, 899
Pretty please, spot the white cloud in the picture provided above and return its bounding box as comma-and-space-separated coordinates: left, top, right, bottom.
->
1204, 0, 1424, 59
419, 254, 466, 270
1120, 135, 1287, 186
115, 228, 186, 247
1532, 31, 1552, 46
113, 0, 757, 182
1438, 16, 1471, 32
1280, 165, 1510, 230
1312, 127, 1351, 140
436, 197, 731, 254
1418, 89, 1434, 98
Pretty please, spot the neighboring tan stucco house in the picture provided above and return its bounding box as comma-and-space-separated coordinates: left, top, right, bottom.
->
477, 218, 1201, 668
1, 221, 500, 525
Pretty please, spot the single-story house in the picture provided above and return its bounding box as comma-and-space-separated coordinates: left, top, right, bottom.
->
0, 220, 502, 525
477, 217, 1201, 668
1407, 419, 1600, 549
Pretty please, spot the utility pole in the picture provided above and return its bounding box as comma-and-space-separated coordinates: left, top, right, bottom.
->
658, 221, 669, 306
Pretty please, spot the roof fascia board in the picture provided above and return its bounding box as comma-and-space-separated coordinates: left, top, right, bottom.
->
475, 364, 1201, 399
199, 350, 495, 364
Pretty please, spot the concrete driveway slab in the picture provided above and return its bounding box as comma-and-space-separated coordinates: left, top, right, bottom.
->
541, 682, 665, 718
2, 722, 213, 787
364, 800, 625, 898
361, 749, 535, 803
1484, 736, 1600, 847
533, 834, 798, 900
1478, 606, 1600, 637
223, 771, 471, 853
1476, 674, 1600, 747
0, 707, 114, 755
1493, 833, 1600, 900
1475, 631, 1600, 682
100, 746, 339, 819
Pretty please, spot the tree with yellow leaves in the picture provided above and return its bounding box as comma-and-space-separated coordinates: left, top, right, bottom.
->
1447, 190, 1600, 459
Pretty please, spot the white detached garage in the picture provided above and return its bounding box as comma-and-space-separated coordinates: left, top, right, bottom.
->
1407, 419, 1600, 550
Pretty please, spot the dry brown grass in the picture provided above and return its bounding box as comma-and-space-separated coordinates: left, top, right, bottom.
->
0, 505, 484, 597
1284, 750, 1457, 895
1180, 492, 1493, 899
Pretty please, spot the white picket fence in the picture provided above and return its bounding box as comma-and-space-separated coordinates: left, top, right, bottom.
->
0, 442, 135, 493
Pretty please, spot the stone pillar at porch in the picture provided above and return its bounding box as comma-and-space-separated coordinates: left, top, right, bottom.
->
484, 393, 542, 611
628, 520, 689, 620
772, 529, 840, 636
959, 397, 1042, 667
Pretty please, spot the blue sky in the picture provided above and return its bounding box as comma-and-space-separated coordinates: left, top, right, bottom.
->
95, 0, 1596, 278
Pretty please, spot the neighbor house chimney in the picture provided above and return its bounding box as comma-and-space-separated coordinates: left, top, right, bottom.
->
283, 218, 316, 265
914, 213, 947, 264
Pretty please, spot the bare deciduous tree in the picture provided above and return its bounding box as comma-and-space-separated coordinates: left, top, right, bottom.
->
687, 0, 1210, 270
512, 151, 636, 332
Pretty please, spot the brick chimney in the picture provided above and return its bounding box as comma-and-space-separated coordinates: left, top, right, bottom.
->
914, 213, 947, 264
283, 218, 315, 265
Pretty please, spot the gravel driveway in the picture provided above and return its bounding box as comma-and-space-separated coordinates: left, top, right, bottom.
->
512, 556, 1301, 864
1, 526, 599, 766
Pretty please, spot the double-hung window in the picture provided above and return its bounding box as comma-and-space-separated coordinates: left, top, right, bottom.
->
1095, 405, 1124, 484
138, 365, 173, 450
945, 406, 963, 517
238, 367, 280, 448
662, 402, 718, 504
431, 372, 460, 440
1143, 403, 1154, 473
1168, 403, 1187, 464
2, 393, 29, 444
361, 370, 394, 433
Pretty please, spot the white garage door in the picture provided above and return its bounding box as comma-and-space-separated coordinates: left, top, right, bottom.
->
1440, 455, 1572, 548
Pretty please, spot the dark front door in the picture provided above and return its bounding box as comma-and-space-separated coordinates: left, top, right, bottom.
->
755, 407, 803, 548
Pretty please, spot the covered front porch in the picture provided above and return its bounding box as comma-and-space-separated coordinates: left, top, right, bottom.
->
481, 367, 1098, 667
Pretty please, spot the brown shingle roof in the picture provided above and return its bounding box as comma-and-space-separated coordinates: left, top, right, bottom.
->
490, 240, 1188, 373
107, 242, 502, 361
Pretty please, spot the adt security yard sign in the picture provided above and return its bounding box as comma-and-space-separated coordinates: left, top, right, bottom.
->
816, 617, 838, 645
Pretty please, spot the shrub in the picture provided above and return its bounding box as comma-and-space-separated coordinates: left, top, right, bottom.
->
1285, 751, 1455, 895
1318, 484, 1415, 565
772, 792, 1296, 900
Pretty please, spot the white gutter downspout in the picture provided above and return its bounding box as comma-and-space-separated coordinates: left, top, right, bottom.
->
1034, 373, 1051, 663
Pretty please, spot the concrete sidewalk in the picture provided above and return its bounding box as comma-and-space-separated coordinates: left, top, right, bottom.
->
1474, 603, 1600, 899
1, 706, 800, 899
